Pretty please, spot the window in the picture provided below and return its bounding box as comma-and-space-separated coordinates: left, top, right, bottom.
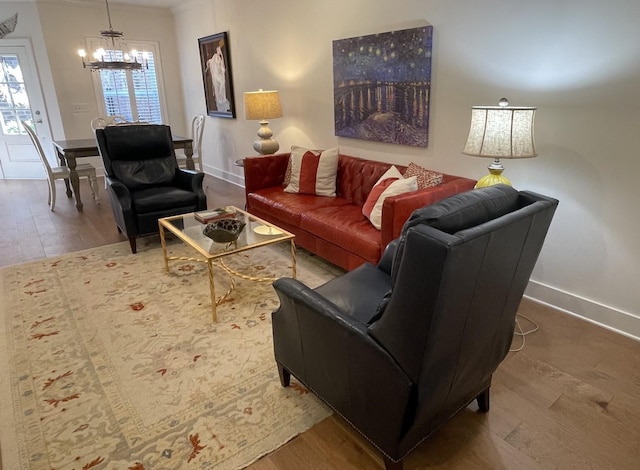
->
0, 54, 33, 134
90, 41, 166, 124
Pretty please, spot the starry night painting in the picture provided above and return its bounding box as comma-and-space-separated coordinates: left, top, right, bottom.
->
333, 26, 433, 147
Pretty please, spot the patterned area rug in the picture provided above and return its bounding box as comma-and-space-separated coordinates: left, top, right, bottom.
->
0, 239, 342, 469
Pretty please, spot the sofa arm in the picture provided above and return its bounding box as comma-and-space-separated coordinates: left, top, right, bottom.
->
379, 176, 477, 250
243, 153, 290, 196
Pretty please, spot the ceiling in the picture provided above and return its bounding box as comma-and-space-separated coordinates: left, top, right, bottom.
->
92, 0, 184, 8
0, 0, 184, 10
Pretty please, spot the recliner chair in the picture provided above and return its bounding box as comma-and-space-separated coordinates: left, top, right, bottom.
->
96, 124, 206, 253
271, 184, 558, 469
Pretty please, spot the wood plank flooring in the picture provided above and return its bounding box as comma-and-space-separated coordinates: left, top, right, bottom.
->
1, 176, 638, 469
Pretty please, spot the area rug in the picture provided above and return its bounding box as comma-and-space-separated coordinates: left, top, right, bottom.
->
0, 239, 343, 470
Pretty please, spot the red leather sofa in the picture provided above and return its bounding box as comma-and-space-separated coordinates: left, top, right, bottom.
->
243, 152, 476, 271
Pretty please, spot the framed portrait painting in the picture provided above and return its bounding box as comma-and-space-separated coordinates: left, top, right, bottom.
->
198, 32, 236, 118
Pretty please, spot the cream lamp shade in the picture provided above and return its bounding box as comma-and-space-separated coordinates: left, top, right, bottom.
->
462, 98, 537, 188
244, 89, 283, 155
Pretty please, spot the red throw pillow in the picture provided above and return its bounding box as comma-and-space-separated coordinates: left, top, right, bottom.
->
362, 166, 418, 230
284, 146, 339, 196
362, 178, 398, 219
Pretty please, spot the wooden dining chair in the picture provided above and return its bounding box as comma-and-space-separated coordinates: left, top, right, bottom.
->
177, 114, 205, 171
90, 115, 150, 131
90, 115, 129, 130
21, 121, 99, 211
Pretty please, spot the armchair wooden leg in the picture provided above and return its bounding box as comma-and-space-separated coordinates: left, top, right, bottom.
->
128, 237, 137, 254
277, 363, 291, 387
476, 386, 490, 412
383, 456, 403, 470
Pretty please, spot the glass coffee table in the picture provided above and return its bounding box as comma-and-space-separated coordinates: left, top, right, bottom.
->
158, 206, 296, 322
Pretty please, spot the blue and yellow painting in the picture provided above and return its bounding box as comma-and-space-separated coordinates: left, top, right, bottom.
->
333, 26, 433, 147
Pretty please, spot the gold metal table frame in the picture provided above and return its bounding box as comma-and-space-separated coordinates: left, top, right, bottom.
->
158, 207, 296, 322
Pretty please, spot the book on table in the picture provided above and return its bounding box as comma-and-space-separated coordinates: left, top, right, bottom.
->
194, 207, 237, 224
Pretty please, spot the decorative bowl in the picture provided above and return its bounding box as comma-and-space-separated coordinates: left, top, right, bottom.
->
203, 219, 246, 243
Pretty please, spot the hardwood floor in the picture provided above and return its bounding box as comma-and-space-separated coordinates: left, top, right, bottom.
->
1, 176, 639, 469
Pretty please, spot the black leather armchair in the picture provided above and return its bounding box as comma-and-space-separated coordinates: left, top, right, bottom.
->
96, 124, 206, 253
272, 184, 558, 469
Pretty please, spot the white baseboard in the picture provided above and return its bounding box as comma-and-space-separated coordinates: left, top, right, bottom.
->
204, 164, 244, 187
525, 280, 640, 342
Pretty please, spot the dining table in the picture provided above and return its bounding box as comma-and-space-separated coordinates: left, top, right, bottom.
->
52, 135, 194, 211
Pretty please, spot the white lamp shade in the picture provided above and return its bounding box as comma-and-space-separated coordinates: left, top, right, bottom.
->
244, 90, 283, 120
462, 106, 537, 158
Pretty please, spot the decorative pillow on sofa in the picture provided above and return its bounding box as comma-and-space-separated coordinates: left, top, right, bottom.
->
362, 166, 418, 230
284, 146, 339, 196
283, 157, 292, 186
402, 162, 443, 189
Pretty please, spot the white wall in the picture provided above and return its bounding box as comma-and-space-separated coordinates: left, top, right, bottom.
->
173, 0, 640, 339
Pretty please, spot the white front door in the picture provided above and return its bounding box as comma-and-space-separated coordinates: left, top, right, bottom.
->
0, 39, 52, 179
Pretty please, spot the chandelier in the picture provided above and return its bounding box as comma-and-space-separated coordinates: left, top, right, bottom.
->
77, 0, 147, 71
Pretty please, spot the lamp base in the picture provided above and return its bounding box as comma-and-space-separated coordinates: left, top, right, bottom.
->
253, 138, 280, 155
253, 120, 280, 155
474, 172, 512, 188
474, 158, 512, 188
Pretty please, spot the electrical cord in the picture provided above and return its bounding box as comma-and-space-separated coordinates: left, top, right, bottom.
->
510, 313, 539, 352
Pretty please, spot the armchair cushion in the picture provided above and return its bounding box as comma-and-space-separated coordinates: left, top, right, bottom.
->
314, 263, 391, 324
132, 186, 200, 213
112, 156, 176, 190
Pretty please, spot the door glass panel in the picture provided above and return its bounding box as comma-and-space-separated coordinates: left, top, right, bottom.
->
0, 54, 32, 135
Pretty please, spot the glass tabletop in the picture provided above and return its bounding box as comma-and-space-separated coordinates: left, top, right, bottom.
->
159, 206, 294, 259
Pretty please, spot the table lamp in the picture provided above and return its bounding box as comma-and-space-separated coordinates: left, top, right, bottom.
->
462, 98, 537, 188
244, 89, 283, 155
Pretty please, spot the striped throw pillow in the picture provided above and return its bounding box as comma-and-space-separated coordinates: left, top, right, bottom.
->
284, 146, 339, 196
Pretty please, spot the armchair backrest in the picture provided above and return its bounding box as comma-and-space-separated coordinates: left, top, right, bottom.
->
367, 185, 558, 430
96, 124, 177, 190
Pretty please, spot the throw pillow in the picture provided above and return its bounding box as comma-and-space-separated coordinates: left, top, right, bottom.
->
402, 162, 443, 189
284, 146, 339, 196
363, 166, 418, 230
283, 157, 292, 186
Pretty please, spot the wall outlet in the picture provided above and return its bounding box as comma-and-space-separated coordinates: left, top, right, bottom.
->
72, 103, 90, 113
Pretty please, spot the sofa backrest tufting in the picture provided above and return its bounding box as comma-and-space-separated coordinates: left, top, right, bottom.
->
335, 154, 407, 206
